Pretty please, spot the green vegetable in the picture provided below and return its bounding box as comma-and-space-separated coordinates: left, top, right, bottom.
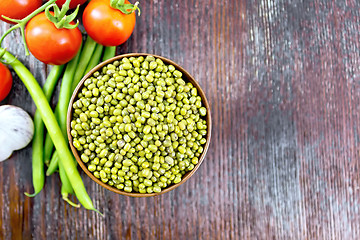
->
44, 131, 54, 165
44, 0, 80, 30
46, 151, 59, 176
46, 45, 82, 175
84, 44, 104, 75
70, 55, 208, 193
58, 45, 82, 135
71, 36, 97, 91
59, 160, 80, 208
102, 46, 117, 62
26, 65, 64, 197
1, 48, 99, 213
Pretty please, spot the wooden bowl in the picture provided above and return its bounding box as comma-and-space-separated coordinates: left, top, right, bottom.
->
67, 53, 212, 197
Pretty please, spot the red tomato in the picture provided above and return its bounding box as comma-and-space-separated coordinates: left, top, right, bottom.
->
0, 0, 43, 24
0, 63, 13, 102
55, 0, 88, 9
83, 0, 136, 46
25, 12, 82, 65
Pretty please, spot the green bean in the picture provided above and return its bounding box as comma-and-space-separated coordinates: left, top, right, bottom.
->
71, 37, 98, 91
46, 151, 59, 176
59, 160, 80, 208
1, 49, 99, 213
46, 44, 82, 172
43, 131, 54, 165
84, 44, 104, 76
25, 65, 64, 197
102, 46, 117, 62
43, 105, 61, 165
60, 48, 82, 135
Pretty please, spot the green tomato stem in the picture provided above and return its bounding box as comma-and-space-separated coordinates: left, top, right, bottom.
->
45, 0, 80, 30
110, 0, 141, 15
0, 0, 56, 55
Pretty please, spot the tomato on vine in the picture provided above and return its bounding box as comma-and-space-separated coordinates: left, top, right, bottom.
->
83, 0, 140, 46
0, 0, 82, 65
25, 11, 82, 65
0, 62, 13, 102
0, 0, 43, 24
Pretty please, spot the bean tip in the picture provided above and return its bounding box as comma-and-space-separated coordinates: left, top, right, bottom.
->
91, 208, 104, 217
24, 191, 39, 197
62, 195, 81, 208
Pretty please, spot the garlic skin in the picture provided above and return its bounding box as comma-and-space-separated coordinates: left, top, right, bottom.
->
0, 105, 34, 162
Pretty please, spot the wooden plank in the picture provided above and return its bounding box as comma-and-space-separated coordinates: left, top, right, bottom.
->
1, 0, 360, 239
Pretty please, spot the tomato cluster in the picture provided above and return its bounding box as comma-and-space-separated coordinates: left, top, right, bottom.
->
0, 0, 137, 65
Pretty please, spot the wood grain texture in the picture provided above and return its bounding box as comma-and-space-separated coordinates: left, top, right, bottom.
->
1, 0, 360, 239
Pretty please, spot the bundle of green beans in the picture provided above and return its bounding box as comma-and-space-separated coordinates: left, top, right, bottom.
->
1, 47, 98, 213
23, 36, 116, 209
70, 55, 208, 194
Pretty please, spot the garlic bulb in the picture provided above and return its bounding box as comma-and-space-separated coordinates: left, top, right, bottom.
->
0, 105, 34, 161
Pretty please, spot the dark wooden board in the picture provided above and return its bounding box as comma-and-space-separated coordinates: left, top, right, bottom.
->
1, 0, 360, 239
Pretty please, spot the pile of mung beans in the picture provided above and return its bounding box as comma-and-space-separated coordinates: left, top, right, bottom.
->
70, 55, 208, 194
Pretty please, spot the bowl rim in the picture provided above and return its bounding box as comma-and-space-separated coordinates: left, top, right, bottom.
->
67, 53, 212, 197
